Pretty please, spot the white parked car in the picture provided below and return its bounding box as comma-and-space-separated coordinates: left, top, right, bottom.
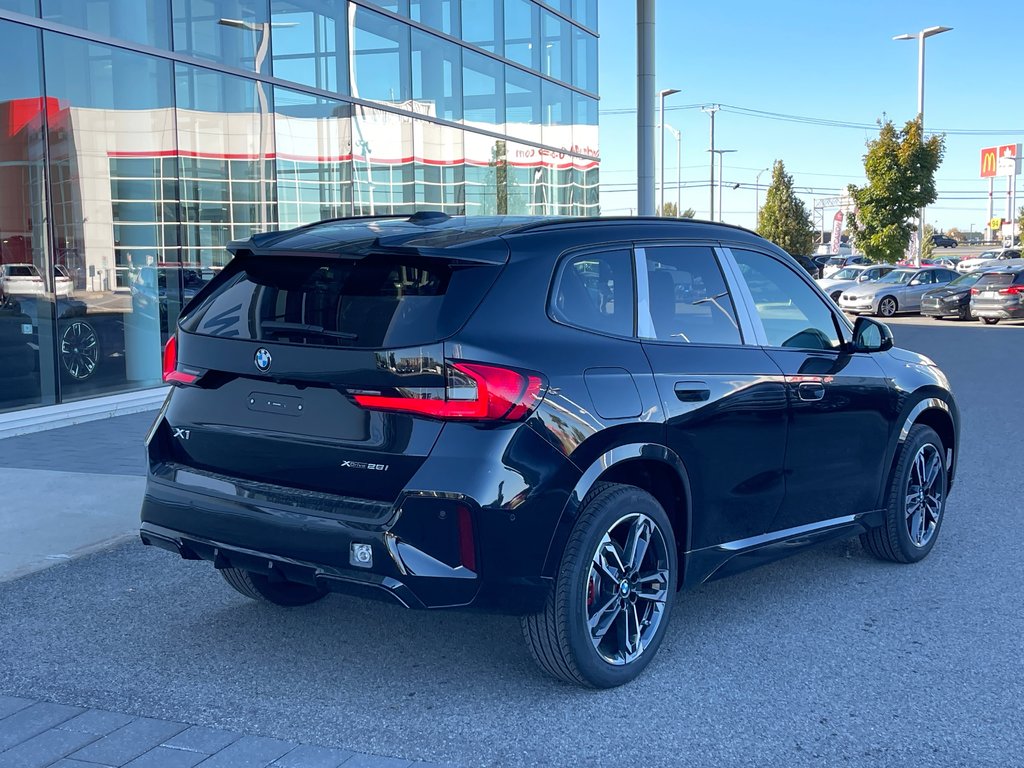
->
1, 263, 74, 298
816, 264, 897, 302
956, 249, 1021, 274
821, 254, 870, 278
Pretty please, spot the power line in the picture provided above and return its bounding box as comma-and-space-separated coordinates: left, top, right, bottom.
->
598, 101, 1024, 136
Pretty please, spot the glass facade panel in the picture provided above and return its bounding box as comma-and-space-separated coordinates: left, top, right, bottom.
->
541, 8, 571, 82
542, 78, 572, 148
274, 86, 352, 226
41, 0, 171, 49
0, 0, 599, 414
410, 0, 459, 37
171, 0, 272, 73
505, 65, 540, 142
572, 0, 598, 29
350, 5, 410, 104
412, 28, 462, 122
270, 0, 349, 94
0, 20, 56, 413
176, 62, 276, 264
43, 32, 176, 400
573, 24, 597, 93
503, 0, 538, 70
460, 0, 500, 55
463, 50, 503, 131
0, 0, 38, 14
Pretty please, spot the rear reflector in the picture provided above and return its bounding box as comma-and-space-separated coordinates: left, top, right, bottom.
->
353, 361, 544, 422
162, 335, 200, 386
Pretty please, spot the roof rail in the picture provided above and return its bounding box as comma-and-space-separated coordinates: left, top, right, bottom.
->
503, 215, 760, 238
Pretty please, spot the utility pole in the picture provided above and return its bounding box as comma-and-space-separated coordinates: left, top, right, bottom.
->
702, 105, 719, 220
636, 0, 656, 215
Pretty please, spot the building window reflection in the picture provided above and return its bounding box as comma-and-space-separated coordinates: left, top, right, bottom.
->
0, 0, 599, 415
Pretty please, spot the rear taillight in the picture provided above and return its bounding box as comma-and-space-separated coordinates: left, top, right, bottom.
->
970, 288, 980, 295
999, 285, 1024, 295
162, 335, 199, 386
353, 362, 545, 422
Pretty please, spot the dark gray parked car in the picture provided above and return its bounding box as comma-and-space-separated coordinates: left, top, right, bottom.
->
970, 267, 1024, 325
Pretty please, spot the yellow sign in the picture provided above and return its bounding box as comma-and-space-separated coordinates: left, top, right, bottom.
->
990, 217, 1004, 230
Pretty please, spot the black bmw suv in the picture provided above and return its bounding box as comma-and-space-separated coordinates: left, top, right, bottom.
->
142, 214, 959, 688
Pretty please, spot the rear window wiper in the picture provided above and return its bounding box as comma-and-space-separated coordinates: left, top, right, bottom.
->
259, 321, 358, 341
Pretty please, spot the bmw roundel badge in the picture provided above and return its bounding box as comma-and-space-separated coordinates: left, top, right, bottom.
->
254, 347, 272, 372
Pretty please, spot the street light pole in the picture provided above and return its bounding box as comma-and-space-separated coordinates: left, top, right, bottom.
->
709, 149, 736, 222
893, 25, 952, 266
665, 124, 681, 215
658, 89, 680, 215
755, 166, 769, 229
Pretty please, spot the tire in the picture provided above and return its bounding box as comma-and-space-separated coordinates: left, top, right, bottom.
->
861, 424, 947, 564
521, 483, 677, 688
877, 296, 898, 317
831, 291, 842, 302
982, 317, 999, 325
957, 307, 971, 321
220, 567, 327, 607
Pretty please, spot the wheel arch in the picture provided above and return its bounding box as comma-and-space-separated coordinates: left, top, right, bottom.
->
878, 395, 958, 507
541, 444, 692, 585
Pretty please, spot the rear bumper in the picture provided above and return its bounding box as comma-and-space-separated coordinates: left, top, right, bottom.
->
972, 304, 1024, 319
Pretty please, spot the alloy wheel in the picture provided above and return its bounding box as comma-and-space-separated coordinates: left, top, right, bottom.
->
905, 443, 944, 548
584, 513, 670, 666
60, 321, 99, 380
879, 297, 897, 317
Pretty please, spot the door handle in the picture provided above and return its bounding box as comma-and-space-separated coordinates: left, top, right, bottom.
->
797, 381, 825, 402
674, 381, 711, 402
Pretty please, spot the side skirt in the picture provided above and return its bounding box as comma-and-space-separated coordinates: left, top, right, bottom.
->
682, 510, 884, 589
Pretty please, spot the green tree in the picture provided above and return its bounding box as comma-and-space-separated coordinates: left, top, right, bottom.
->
680, 207, 696, 219
920, 223, 936, 262
756, 160, 815, 255
658, 201, 678, 217
847, 118, 945, 262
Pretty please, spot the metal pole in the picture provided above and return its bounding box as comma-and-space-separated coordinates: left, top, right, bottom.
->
636, 0, 655, 215
659, 93, 666, 215
916, 31, 925, 266
755, 167, 768, 229
988, 177, 994, 241
702, 107, 718, 219
676, 130, 681, 215
718, 152, 724, 222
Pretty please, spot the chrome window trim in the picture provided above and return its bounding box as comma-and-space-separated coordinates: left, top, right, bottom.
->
633, 247, 655, 340
714, 245, 762, 346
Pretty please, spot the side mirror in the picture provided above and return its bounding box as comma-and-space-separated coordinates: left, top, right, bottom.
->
851, 316, 894, 353
857, 274, 870, 282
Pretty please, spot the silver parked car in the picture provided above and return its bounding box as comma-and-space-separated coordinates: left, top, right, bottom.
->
817, 264, 897, 302
838, 267, 958, 317
970, 267, 1024, 325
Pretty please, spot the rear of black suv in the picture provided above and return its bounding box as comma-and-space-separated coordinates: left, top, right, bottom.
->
142, 215, 585, 615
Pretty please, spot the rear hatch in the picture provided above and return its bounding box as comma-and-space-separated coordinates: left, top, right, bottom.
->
972, 272, 1024, 310
156, 244, 507, 507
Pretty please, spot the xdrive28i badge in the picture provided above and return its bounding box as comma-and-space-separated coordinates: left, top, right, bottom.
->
254, 348, 272, 372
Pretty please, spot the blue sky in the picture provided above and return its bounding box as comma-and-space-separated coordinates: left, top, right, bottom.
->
596, 0, 1024, 233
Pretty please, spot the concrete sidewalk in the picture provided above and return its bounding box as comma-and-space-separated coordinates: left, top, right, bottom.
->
0, 411, 152, 582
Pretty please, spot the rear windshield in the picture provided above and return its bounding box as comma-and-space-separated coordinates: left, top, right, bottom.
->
180, 255, 498, 348
976, 273, 1016, 288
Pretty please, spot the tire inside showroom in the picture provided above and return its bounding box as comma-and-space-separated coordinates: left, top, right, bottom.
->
521, 483, 677, 688
861, 424, 947, 564
220, 567, 327, 606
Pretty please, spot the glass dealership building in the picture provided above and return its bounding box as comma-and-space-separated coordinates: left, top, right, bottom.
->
0, 0, 598, 415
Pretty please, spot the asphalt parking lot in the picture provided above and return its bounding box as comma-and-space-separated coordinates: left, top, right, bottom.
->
1, 316, 1021, 768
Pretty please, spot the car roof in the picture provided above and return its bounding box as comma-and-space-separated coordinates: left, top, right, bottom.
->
228, 213, 773, 262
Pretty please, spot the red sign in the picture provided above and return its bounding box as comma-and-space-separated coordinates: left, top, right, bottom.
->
830, 211, 844, 255
999, 144, 1019, 159
981, 146, 998, 178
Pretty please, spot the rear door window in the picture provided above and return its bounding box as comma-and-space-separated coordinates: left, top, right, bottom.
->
640, 245, 742, 345
550, 249, 635, 336
180, 254, 499, 349
976, 273, 1014, 290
